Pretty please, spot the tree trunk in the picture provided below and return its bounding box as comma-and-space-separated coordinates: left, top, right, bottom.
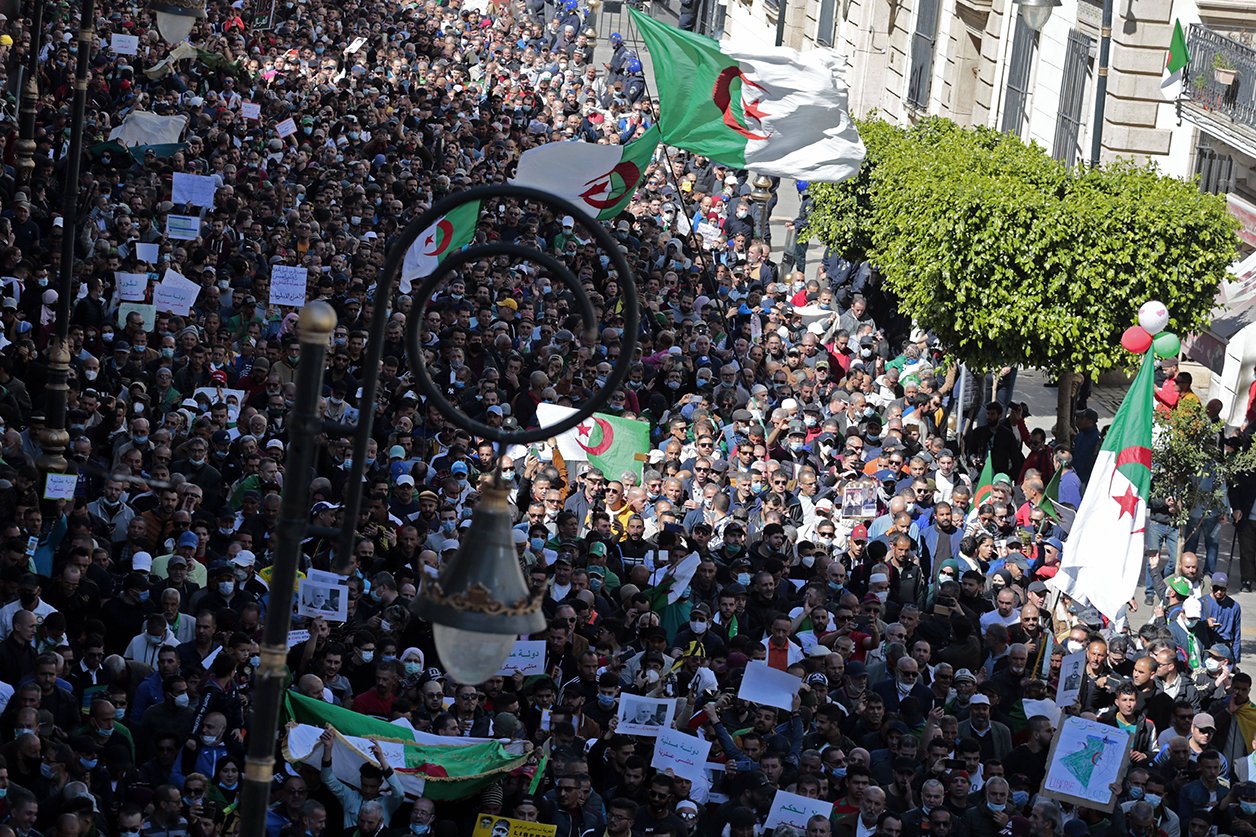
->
1055, 371, 1076, 446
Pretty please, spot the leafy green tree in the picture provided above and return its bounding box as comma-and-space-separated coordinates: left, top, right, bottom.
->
807, 117, 1239, 436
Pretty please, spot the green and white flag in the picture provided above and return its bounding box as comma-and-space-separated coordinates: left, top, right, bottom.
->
400, 200, 480, 293
1051, 352, 1155, 619
972, 453, 995, 508
283, 692, 528, 801
1161, 19, 1189, 100
629, 9, 864, 182
1041, 466, 1077, 532
511, 126, 661, 220
536, 403, 652, 480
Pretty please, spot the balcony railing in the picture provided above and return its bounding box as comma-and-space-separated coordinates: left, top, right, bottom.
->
1186, 24, 1256, 131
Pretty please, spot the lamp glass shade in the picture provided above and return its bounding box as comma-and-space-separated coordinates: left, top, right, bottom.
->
1019, 2, 1056, 32
156, 10, 197, 43
433, 623, 518, 685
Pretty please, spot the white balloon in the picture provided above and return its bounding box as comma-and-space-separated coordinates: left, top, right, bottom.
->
1138, 300, 1169, 335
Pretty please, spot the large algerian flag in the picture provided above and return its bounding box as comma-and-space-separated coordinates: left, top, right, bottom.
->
400, 200, 481, 293
512, 126, 661, 220
1051, 352, 1155, 619
536, 402, 652, 479
282, 692, 528, 801
1161, 19, 1189, 101
629, 9, 864, 183
1041, 466, 1077, 532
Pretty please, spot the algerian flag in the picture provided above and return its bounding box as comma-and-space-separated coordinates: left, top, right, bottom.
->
282, 692, 528, 801
1161, 19, 1189, 100
1051, 352, 1155, 619
1041, 467, 1077, 532
400, 200, 481, 293
972, 453, 995, 507
536, 402, 652, 480
512, 126, 661, 220
629, 9, 864, 183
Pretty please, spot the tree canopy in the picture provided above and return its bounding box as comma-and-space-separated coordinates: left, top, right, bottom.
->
806, 117, 1240, 378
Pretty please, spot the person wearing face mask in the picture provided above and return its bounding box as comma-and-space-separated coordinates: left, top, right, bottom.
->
960, 776, 1011, 837
1169, 597, 1212, 673
672, 602, 727, 658
136, 676, 196, 760
181, 711, 241, 779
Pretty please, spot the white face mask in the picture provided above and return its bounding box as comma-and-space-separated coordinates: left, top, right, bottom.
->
1065, 639, 1084, 654
689, 620, 708, 634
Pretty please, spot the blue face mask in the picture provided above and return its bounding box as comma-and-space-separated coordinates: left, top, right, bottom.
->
1241, 802, 1256, 816
80, 757, 97, 770
736, 572, 751, 586
597, 694, 616, 708
1011, 791, 1029, 808
411, 826, 429, 836
138, 590, 150, 603
1144, 793, 1162, 808
987, 803, 1005, 813
831, 766, 847, 778
1127, 787, 1144, 800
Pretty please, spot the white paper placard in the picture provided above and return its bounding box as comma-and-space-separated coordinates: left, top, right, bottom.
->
110, 33, 139, 55
269, 264, 308, 307
765, 790, 833, 832
1056, 650, 1086, 708
43, 473, 77, 500
153, 268, 200, 315
241, 101, 261, 120
496, 640, 546, 676
651, 727, 711, 783
738, 660, 803, 711
171, 172, 218, 208
165, 214, 201, 241
616, 694, 676, 737
116, 272, 149, 302
135, 242, 160, 264
287, 629, 311, 647
297, 579, 349, 622
347, 36, 367, 53
275, 117, 297, 138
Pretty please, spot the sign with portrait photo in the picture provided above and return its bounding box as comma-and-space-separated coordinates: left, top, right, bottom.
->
297, 579, 348, 622
615, 693, 676, 737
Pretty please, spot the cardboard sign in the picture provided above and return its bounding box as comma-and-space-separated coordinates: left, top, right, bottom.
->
43, 473, 78, 500
241, 101, 261, 120
275, 117, 297, 138
117, 302, 156, 331
269, 264, 308, 307
110, 33, 139, 55
115, 272, 149, 302
171, 172, 218, 208
496, 640, 545, 676
1056, 650, 1086, 708
165, 214, 201, 241
1042, 715, 1133, 812
765, 790, 834, 832
135, 242, 160, 264
616, 694, 676, 737
471, 814, 555, 837
651, 727, 711, 784
738, 660, 803, 711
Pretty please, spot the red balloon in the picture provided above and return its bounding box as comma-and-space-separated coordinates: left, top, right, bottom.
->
1121, 325, 1153, 353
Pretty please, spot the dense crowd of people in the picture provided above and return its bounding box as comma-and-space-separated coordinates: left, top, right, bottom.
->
0, 0, 1247, 837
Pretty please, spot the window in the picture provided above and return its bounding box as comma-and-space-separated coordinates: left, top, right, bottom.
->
817, 0, 837, 47
1053, 29, 1093, 166
1001, 13, 1035, 136
1196, 145, 1234, 195
906, 0, 940, 108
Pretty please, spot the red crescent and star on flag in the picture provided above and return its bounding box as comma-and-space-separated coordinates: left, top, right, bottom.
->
421, 219, 455, 257
1110, 445, 1152, 529
712, 66, 770, 141
576, 418, 615, 455
579, 162, 642, 211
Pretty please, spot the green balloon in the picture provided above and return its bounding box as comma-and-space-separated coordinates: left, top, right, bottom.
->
1153, 331, 1181, 358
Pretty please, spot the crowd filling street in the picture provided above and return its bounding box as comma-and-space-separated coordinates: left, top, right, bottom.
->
0, 0, 1249, 837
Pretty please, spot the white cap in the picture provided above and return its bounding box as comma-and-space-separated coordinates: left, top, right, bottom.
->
397, 475, 415, 487
869, 572, 889, 585
970, 694, 991, 706
441, 538, 460, 552
1184, 597, 1203, 618
231, 550, 256, 568
132, 551, 153, 572
561, 215, 575, 227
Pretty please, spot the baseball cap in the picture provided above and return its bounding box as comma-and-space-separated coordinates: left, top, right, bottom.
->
969, 694, 991, 706
168, 554, 189, 567
451, 462, 469, 475
1166, 576, 1191, 597
397, 475, 416, 487
177, 532, 198, 549
806, 672, 829, 686
131, 551, 153, 572
1213, 572, 1229, 588
851, 523, 869, 542
231, 550, 256, 568
441, 539, 460, 552
954, 668, 977, 684
1193, 712, 1216, 730
388, 445, 406, 459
